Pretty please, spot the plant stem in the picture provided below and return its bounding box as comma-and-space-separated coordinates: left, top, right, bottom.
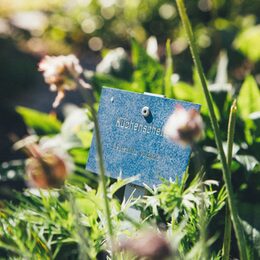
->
90, 106, 114, 240
78, 80, 114, 258
223, 100, 237, 260
175, 1, 247, 259
164, 39, 173, 97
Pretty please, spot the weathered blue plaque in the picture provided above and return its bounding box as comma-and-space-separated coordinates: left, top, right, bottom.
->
87, 87, 200, 187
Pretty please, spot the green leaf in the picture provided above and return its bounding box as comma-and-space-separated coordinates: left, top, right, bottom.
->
76, 131, 93, 148
237, 75, 260, 120
164, 39, 174, 98
173, 82, 195, 101
192, 69, 220, 119
234, 155, 259, 171
76, 195, 100, 217
242, 220, 260, 259
16, 106, 61, 135
234, 25, 260, 62
132, 39, 164, 94
109, 176, 140, 196
173, 71, 220, 120
91, 73, 132, 91
69, 148, 88, 165
239, 202, 260, 259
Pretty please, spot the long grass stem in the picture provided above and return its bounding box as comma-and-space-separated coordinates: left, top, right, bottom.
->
223, 100, 237, 260
175, 1, 247, 259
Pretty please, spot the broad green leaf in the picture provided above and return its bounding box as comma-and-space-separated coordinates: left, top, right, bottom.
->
90, 73, 132, 91
16, 106, 61, 135
173, 82, 195, 102
69, 148, 88, 165
235, 155, 259, 171
244, 118, 257, 145
237, 75, 260, 120
76, 131, 93, 148
234, 25, 260, 62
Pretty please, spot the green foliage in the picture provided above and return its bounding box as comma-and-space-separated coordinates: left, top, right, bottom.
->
1, 2, 260, 256
16, 106, 61, 136
5, 39, 259, 259
237, 76, 260, 120
131, 39, 164, 94
237, 202, 260, 259
234, 25, 260, 62
139, 174, 226, 257
0, 176, 146, 259
0, 174, 226, 259
173, 71, 221, 120
89, 73, 132, 92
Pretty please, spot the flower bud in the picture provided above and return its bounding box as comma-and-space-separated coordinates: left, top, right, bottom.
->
164, 105, 203, 146
118, 232, 172, 260
38, 55, 83, 107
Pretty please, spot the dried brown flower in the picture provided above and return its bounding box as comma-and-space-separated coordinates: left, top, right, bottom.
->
38, 55, 83, 108
14, 136, 71, 189
26, 151, 68, 189
163, 105, 203, 146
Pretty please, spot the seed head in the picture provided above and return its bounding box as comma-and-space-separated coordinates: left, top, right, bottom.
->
164, 105, 203, 146
38, 55, 83, 107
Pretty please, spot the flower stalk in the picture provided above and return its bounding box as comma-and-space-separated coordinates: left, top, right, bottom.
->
39, 54, 115, 257
175, 1, 247, 259
223, 99, 237, 260
77, 80, 114, 257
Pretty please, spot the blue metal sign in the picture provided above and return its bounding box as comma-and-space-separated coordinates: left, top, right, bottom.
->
87, 87, 200, 187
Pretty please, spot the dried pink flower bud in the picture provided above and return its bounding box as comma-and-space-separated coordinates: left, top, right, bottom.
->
118, 232, 172, 260
26, 149, 69, 189
163, 105, 203, 146
38, 55, 83, 107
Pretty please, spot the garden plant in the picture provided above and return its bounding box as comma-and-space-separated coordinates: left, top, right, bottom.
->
0, 0, 260, 259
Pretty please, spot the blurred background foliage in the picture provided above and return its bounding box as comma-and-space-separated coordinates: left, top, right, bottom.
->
0, 0, 260, 118
0, 0, 260, 258
0, 0, 260, 99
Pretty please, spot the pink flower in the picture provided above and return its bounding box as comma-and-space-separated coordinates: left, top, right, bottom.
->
39, 55, 83, 107
164, 105, 203, 146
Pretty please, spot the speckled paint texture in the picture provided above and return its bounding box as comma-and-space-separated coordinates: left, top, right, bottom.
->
87, 87, 201, 187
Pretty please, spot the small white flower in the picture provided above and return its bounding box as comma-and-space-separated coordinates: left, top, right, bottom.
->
38, 55, 83, 107
163, 105, 203, 146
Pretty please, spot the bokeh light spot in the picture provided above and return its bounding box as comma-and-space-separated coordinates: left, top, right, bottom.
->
88, 36, 103, 51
